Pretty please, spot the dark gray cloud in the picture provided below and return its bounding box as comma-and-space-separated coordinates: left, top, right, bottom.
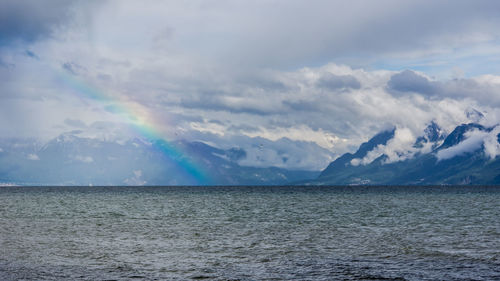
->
178, 0, 500, 70
438, 78, 500, 106
0, 0, 78, 45
387, 70, 436, 95
316, 73, 361, 90
41, 0, 500, 75
387, 70, 500, 106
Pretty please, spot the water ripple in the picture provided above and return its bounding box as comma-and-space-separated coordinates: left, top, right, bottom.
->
0, 186, 499, 280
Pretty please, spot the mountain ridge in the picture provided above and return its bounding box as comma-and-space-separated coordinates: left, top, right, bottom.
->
310, 122, 500, 185
2, 120, 500, 186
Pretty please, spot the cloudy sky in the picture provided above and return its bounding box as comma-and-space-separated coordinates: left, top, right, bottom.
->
1, 0, 500, 170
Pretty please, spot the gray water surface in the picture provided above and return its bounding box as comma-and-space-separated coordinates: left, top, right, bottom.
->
0, 186, 499, 280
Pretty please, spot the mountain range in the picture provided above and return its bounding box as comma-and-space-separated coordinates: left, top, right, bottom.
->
0, 134, 318, 186
311, 122, 500, 185
1, 119, 500, 186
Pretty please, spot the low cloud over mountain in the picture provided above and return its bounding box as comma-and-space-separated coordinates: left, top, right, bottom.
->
314, 118, 500, 185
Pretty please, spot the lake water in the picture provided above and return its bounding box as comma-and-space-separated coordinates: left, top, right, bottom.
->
0, 186, 499, 280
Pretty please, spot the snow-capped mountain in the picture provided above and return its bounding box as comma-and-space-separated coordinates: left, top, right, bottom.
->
313, 121, 500, 185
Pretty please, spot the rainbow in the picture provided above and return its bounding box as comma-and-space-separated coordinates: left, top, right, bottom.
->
57, 69, 211, 185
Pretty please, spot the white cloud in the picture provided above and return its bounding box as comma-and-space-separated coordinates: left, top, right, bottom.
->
437, 129, 488, 161
74, 0, 500, 71
435, 125, 500, 161
5, 52, 500, 169
483, 126, 500, 159
351, 127, 418, 166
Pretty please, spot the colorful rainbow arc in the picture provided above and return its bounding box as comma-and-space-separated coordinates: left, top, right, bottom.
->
57, 70, 211, 185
